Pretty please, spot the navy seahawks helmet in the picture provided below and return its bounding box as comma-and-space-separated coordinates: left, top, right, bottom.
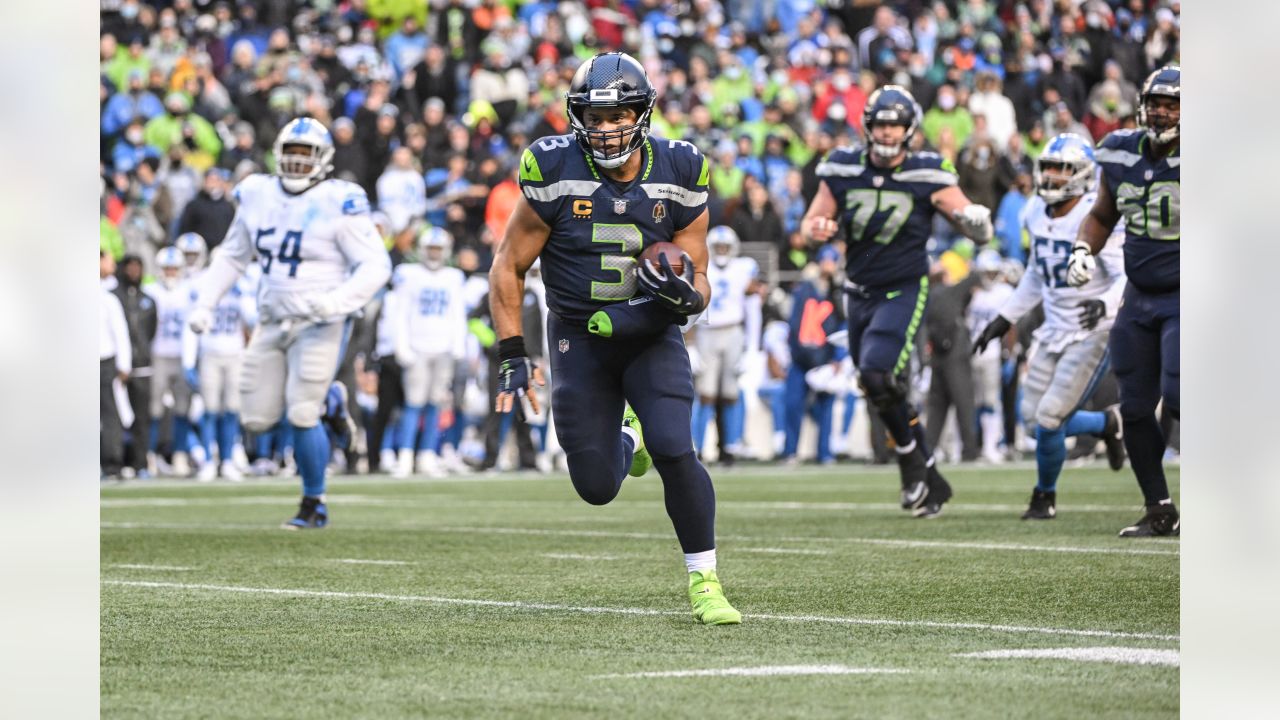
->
1138, 65, 1179, 144
566, 52, 657, 169
861, 85, 922, 161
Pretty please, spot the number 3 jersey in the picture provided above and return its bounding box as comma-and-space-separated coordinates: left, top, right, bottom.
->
210, 174, 388, 322
998, 192, 1126, 353
1096, 129, 1179, 293
518, 134, 709, 323
816, 147, 957, 288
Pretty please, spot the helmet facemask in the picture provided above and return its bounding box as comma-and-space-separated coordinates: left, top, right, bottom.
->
1034, 159, 1093, 205
569, 101, 652, 169
276, 141, 333, 192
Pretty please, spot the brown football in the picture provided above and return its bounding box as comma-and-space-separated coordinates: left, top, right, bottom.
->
639, 241, 685, 277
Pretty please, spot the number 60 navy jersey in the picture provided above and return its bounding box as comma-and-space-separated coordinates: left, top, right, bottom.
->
1095, 129, 1179, 294
817, 147, 958, 287
518, 134, 709, 323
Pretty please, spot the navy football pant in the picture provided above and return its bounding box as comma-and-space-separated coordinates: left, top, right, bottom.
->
846, 277, 929, 451
547, 314, 715, 553
1109, 287, 1179, 505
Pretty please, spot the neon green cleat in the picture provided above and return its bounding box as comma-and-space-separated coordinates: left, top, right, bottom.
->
688, 569, 742, 625
623, 405, 652, 477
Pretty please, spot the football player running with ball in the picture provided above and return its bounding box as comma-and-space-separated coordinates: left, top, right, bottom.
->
973, 133, 1128, 520
188, 117, 391, 528
802, 85, 995, 518
489, 52, 740, 625
1066, 66, 1181, 537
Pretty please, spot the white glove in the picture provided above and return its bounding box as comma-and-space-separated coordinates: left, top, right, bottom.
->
308, 294, 342, 322
953, 203, 993, 242
187, 306, 213, 334
1066, 241, 1096, 287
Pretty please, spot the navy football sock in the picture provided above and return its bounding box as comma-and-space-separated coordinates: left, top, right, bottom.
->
174, 416, 194, 454
1035, 425, 1067, 492
1063, 410, 1106, 436
1122, 413, 1170, 505
652, 451, 716, 553
291, 423, 330, 497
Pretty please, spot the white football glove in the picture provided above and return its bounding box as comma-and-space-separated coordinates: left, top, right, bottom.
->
1066, 241, 1096, 287
307, 294, 342, 321
953, 204, 993, 242
187, 306, 213, 334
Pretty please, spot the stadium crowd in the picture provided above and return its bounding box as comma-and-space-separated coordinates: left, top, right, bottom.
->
99, 0, 1181, 480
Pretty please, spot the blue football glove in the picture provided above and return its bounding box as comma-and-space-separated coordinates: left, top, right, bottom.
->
495, 356, 545, 416
184, 367, 200, 392
637, 251, 704, 315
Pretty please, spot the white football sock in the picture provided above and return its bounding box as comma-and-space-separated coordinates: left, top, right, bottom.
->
684, 549, 716, 574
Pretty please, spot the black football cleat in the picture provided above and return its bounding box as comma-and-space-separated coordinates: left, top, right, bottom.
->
1118, 503, 1179, 537
282, 496, 328, 530
914, 462, 953, 519
323, 381, 358, 453
1021, 489, 1057, 520
1101, 405, 1126, 471
897, 449, 929, 511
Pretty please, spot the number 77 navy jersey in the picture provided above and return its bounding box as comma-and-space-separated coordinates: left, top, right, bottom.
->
1096, 129, 1179, 293
817, 147, 958, 287
518, 134, 709, 323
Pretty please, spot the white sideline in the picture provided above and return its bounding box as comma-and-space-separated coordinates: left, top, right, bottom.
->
106, 563, 194, 571
539, 553, 621, 560
957, 647, 1179, 667
103, 580, 1179, 641
737, 547, 833, 556
593, 665, 909, 679
332, 559, 413, 566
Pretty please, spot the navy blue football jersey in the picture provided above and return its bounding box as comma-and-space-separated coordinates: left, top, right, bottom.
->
519, 134, 710, 322
817, 147, 956, 287
1096, 129, 1179, 293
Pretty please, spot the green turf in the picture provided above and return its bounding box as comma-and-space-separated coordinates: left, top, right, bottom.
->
101, 463, 1179, 719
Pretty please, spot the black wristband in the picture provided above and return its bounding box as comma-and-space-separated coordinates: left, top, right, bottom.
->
497, 336, 527, 360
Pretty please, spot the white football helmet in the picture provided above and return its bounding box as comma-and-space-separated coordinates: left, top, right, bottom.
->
174, 232, 208, 272
974, 248, 1004, 286
156, 245, 185, 288
707, 225, 740, 268
417, 226, 453, 269
1033, 133, 1097, 205
273, 117, 335, 193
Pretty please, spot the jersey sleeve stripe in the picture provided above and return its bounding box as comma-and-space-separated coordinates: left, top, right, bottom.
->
522, 179, 603, 202
815, 161, 866, 177
1094, 148, 1142, 166
893, 168, 957, 185
640, 183, 708, 207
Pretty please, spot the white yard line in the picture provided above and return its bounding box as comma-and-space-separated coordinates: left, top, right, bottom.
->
957, 647, 1179, 667
102, 580, 1179, 642
331, 559, 413, 566
105, 563, 194, 571
736, 547, 833, 556
539, 553, 621, 560
593, 665, 909, 679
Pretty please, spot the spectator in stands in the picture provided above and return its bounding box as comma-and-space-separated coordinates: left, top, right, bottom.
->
102, 69, 164, 141
968, 71, 1017, 149
729, 180, 786, 257
176, 168, 234, 252
217, 121, 263, 176
922, 84, 974, 149
144, 92, 222, 160
112, 254, 156, 478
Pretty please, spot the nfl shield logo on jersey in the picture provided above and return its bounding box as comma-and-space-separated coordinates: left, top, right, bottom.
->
559, 339, 570, 354
872, 175, 884, 187
613, 199, 628, 214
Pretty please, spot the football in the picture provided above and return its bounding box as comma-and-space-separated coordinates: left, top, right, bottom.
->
639, 241, 685, 276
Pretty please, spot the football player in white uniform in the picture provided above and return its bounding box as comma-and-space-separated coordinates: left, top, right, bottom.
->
967, 249, 1015, 464
973, 133, 1126, 520
146, 245, 202, 475
691, 226, 761, 464
391, 227, 467, 478
188, 117, 391, 528
181, 232, 253, 482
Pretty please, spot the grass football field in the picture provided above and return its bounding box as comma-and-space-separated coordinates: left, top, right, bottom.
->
101, 462, 1179, 719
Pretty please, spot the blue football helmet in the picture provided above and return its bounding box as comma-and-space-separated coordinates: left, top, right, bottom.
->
566, 52, 657, 169
1138, 65, 1180, 144
273, 117, 335, 192
1033, 133, 1097, 205
861, 85, 922, 161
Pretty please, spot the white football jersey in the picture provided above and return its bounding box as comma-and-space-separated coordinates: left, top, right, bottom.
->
1000, 193, 1127, 353
195, 270, 251, 356
705, 256, 758, 328
146, 280, 194, 359
968, 282, 1015, 361
393, 263, 468, 358
375, 167, 427, 233
214, 174, 388, 322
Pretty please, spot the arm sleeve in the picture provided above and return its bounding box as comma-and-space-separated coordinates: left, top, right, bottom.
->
998, 244, 1044, 323
330, 213, 394, 316
1097, 227, 1128, 315
106, 293, 131, 374
194, 212, 254, 311
181, 323, 199, 370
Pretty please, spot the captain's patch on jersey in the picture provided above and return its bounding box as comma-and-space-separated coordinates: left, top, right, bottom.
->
342, 193, 371, 216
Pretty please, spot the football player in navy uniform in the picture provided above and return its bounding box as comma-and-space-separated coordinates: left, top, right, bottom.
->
802, 85, 995, 518
488, 52, 740, 625
1066, 66, 1180, 537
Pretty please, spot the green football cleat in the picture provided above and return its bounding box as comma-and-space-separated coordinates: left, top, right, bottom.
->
623, 405, 652, 477
688, 569, 742, 625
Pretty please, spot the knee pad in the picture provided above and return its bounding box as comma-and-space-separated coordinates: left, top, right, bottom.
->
241, 415, 276, 434
286, 400, 322, 429
859, 370, 907, 410
566, 450, 622, 506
